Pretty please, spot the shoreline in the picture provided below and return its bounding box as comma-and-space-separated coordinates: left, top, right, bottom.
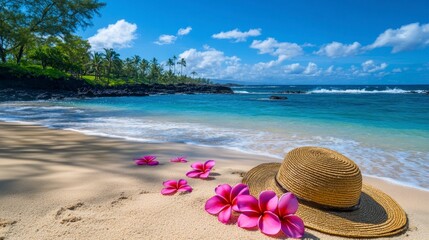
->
0, 121, 428, 239
3, 118, 429, 193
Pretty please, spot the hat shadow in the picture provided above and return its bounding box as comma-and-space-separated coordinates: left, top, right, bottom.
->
328, 192, 388, 224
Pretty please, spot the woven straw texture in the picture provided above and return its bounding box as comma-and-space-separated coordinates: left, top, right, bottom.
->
242, 147, 408, 238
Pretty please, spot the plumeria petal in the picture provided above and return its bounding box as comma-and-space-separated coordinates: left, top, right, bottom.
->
231, 184, 250, 199
147, 160, 159, 166
191, 162, 204, 170
204, 160, 216, 170
199, 170, 211, 179
161, 187, 177, 195
236, 195, 259, 213
217, 205, 232, 224
186, 170, 202, 178
278, 192, 299, 216
177, 179, 188, 187
134, 160, 146, 165
171, 156, 188, 162
259, 211, 281, 236
281, 215, 305, 239
163, 180, 177, 188
231, 184, 250, 211
215, 184, 232, 200
237, 212, 260, 228
205, 195, 229, 214
178, 185, 193, 192
259, 191, 278, 212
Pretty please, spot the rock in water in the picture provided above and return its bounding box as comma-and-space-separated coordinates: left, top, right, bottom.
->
269, 95, 288, 100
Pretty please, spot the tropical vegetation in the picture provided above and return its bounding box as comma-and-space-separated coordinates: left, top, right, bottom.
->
0, 0, 210, 86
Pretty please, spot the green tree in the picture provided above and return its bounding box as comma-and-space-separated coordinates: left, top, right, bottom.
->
139, 59, 149, 81
149, 57, 162, 84
0, 0, 105, 63
131, 55, 141, 79
172, 55, 177, 74
177, 58, 186, 76
166, 58, 174, 73
103, 48, 120, 81
89, 52, 104, 81
57, 35, 91, 77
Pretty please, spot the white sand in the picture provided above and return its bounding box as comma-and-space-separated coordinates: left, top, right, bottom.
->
0, 122, 428, 239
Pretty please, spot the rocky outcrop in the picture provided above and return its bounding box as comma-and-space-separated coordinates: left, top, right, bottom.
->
0, 83, 234, 101
269, 95, 288, 100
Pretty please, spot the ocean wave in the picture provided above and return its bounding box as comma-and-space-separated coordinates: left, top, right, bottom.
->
308, 88, 427, 94
0, 101, 428, 190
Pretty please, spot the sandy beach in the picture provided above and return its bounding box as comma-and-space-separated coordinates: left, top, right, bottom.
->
0, 121, 428, 240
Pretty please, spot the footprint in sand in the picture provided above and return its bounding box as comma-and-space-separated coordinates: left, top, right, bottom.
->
56, 202, 84, 224
60, 216, 82, 224
0, 219, 17, 239
231, 170, 246, 177
111, 192, 129, 206
0, 219, 17, 228
56, 202, 84, 219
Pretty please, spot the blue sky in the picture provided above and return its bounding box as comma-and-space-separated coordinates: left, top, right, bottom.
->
78, 0, 429, 84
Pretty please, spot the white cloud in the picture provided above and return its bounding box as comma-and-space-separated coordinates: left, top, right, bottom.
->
361, 60, 388, 73
88, 19, 137, 51
154, 34, 177, 45
155, 26, 192, 45
178, 45, 241, 79
316, 41, 362, 57
326, 65, 334, 74
178, 26, 192, 36
284, 63, 304, 74
250, 38, 303, 67
212, 28, 261, 42
282, 62, 321, 76
368, 22, 429, 52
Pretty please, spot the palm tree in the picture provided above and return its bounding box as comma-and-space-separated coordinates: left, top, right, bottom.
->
166, 58, 174, 73
177, 58, 186, 76
191, 71, 197, 78
149, 57, 161, 84
131, 55, 141, 79
139, 59, 149, 82
172, 55, 178, 74
103, 48, 120, 84
89, 52, 104, 82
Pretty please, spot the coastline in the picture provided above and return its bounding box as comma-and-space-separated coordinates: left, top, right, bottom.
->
0, 121, 428, 239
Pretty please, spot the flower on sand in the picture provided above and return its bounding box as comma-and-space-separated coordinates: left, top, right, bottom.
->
186, 160, 215, 179
161, 179, 193, 195
205, 183, 249, 224
237, 191, 304, 238
170, 156, 188, 163
134, 155, 159, 166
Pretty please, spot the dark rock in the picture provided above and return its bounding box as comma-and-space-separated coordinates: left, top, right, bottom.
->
269, 95, 288, 100
279, 90, 306, 94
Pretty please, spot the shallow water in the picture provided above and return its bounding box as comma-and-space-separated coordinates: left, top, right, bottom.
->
1, 85, 428, 190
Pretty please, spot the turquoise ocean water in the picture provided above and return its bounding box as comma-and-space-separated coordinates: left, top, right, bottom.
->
1, 85, 428, 190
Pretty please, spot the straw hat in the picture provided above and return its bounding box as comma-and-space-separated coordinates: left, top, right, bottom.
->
242, 146, 408, 238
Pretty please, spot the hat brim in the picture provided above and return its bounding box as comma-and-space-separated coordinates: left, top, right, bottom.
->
242, 163, 408, 238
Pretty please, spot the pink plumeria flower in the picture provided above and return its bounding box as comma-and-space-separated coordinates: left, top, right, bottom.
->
161, 179, 193, 195
186, 160, 215, 179
277, 193, 305, 238
205, 183, 250, 224
236, 190, 281, 236
170, 156, 188, 163
134, 155, 159, 166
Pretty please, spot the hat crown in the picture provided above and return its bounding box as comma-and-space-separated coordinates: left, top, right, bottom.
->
276, 147, 362, 208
